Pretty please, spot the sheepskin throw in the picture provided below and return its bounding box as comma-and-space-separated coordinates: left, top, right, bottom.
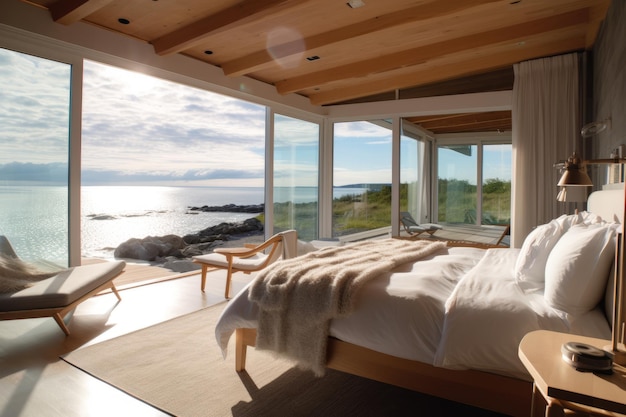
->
0, 254, 60, 294
248, 238, 447, 376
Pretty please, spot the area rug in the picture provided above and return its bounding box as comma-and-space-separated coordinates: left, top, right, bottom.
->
62, 304, 506, 417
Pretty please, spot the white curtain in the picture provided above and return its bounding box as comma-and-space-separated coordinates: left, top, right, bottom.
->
413, 138, 430, 223
512, 53, 580, 247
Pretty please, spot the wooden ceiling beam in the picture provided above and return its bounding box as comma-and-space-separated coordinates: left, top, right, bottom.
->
151, 0, 309, 56
584, 0, 611, 47
309, 36, 585, 105
49, 0, 113, 25
434, 121, 512, 134
412, 111, 511, 128
276, 9, 589, 95
221, 0, 501, 77
421, 116, 511, 131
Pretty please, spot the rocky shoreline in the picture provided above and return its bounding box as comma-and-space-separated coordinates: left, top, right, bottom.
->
187, 203, 264, 213
113, 204, 265, 272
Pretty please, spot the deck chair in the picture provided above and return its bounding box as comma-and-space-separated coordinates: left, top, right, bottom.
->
0, 235, 125, 335
192, 229, 297, 298
400, 212, 442, 237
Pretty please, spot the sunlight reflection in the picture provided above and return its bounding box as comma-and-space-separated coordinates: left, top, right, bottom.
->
266, 27, 305, 69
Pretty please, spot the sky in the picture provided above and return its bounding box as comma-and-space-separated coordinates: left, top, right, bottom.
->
0, 48, 511, 188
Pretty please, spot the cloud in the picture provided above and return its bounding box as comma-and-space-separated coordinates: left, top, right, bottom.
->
0, 49, 71, 165
76, 60, 267, 185
0, 161, 68, 184
81, 166, 264, 185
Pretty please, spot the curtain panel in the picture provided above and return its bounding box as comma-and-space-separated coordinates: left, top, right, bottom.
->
512, 53, 581, 247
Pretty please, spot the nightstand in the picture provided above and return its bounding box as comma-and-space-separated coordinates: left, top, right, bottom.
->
519, 330, 626, 417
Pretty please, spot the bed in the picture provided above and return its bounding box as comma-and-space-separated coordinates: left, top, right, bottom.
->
214, 189, 622, 417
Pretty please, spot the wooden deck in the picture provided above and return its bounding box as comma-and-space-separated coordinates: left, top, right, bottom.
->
82, 258, 199, 290
433, 224, 509, 246
399, 223, 510, 247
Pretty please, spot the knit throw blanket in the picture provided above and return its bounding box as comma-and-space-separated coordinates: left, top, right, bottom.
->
248, 238, 447, 376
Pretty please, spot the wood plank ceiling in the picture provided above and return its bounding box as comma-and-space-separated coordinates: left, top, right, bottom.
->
20, 0, 610, 134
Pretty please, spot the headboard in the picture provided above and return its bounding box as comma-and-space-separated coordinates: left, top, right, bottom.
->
588, 187, 625, 335
587, 188, 624, 224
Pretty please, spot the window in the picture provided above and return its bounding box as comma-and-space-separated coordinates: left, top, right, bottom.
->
81, 60, 267, 258
482, 144, 512, 225
436, 139, 511, 225
0, 48, 71, 265
332, 120, 392, 238
273, 114, 320, 241
437, 144, 478, 223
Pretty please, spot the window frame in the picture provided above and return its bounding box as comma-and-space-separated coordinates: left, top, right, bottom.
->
433, 132, 512, 225
0, 40, 84, 266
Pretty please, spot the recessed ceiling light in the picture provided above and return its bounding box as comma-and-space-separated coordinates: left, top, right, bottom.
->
306, 55, 320, 61
118, 18, 130, 25
347, 0, 365, 8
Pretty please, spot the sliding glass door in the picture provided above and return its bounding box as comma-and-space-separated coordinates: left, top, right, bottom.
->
436, 139, 511, 225
273, 113, 320, 241
332, 120, 392, 238
0, 48, 71, 265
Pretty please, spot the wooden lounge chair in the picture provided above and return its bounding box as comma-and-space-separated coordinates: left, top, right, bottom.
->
0, 236, 125, 335
400, 212, 442, 237
192, 230, 297, 298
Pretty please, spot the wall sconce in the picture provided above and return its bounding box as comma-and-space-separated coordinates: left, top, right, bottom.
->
557, 154, 626, 366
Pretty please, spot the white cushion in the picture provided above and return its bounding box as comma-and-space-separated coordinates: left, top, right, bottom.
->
515, 220, 564, 284
553, 212, 582, 232
544, 223, 617, 315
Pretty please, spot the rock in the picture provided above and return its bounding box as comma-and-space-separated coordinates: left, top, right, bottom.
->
114, 234, 186, 261
188, 203, 264, 213
188, 218, 264, 244
160, 257, 201, 273
114, 218, 264, 263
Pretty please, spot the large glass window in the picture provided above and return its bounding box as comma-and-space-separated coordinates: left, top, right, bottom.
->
0, 48, 71, 265
437, 140, 511, 225
437, 145, 477, 223
332, 120, 392, 238
273, 114, 320, 241
482, 144, 512, 225
81, 60, 266, 259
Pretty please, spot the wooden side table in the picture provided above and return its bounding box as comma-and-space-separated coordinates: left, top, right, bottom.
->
519, 330, 626, 417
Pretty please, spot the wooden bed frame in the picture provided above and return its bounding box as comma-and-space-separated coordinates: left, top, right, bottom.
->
228, 189, 623, 417
234, 328, 534, 417
231, 239, 535, 416
231, 240, 623, 417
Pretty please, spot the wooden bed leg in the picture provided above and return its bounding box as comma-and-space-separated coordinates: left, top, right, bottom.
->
235, 328, 247, 372
53, 313, 71, 336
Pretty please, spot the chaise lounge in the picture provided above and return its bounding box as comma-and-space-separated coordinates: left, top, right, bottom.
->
0, 236, 125, 335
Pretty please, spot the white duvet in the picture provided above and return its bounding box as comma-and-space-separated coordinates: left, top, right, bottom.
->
214, 246, 611, 380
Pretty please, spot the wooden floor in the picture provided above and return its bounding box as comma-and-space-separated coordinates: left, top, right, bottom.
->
82, 258, 201, 290
0, 268, 255, 417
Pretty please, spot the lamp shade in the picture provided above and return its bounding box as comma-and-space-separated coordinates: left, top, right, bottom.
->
557, 186, 589, 202
557, 168, 593, 186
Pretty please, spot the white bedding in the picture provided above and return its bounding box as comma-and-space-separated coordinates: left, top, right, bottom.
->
214, 245, 612, 380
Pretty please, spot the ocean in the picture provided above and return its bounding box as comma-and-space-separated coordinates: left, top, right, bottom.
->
0, 185, 365, 264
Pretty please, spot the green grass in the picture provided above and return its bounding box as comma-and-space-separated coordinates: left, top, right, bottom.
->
269, 180, 511, 240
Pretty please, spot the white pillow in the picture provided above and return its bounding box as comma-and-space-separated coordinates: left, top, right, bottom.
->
515, 220, 564, 283
580, 210, 604, 225
544, 223, 617, 315
553, 212, 582, 232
